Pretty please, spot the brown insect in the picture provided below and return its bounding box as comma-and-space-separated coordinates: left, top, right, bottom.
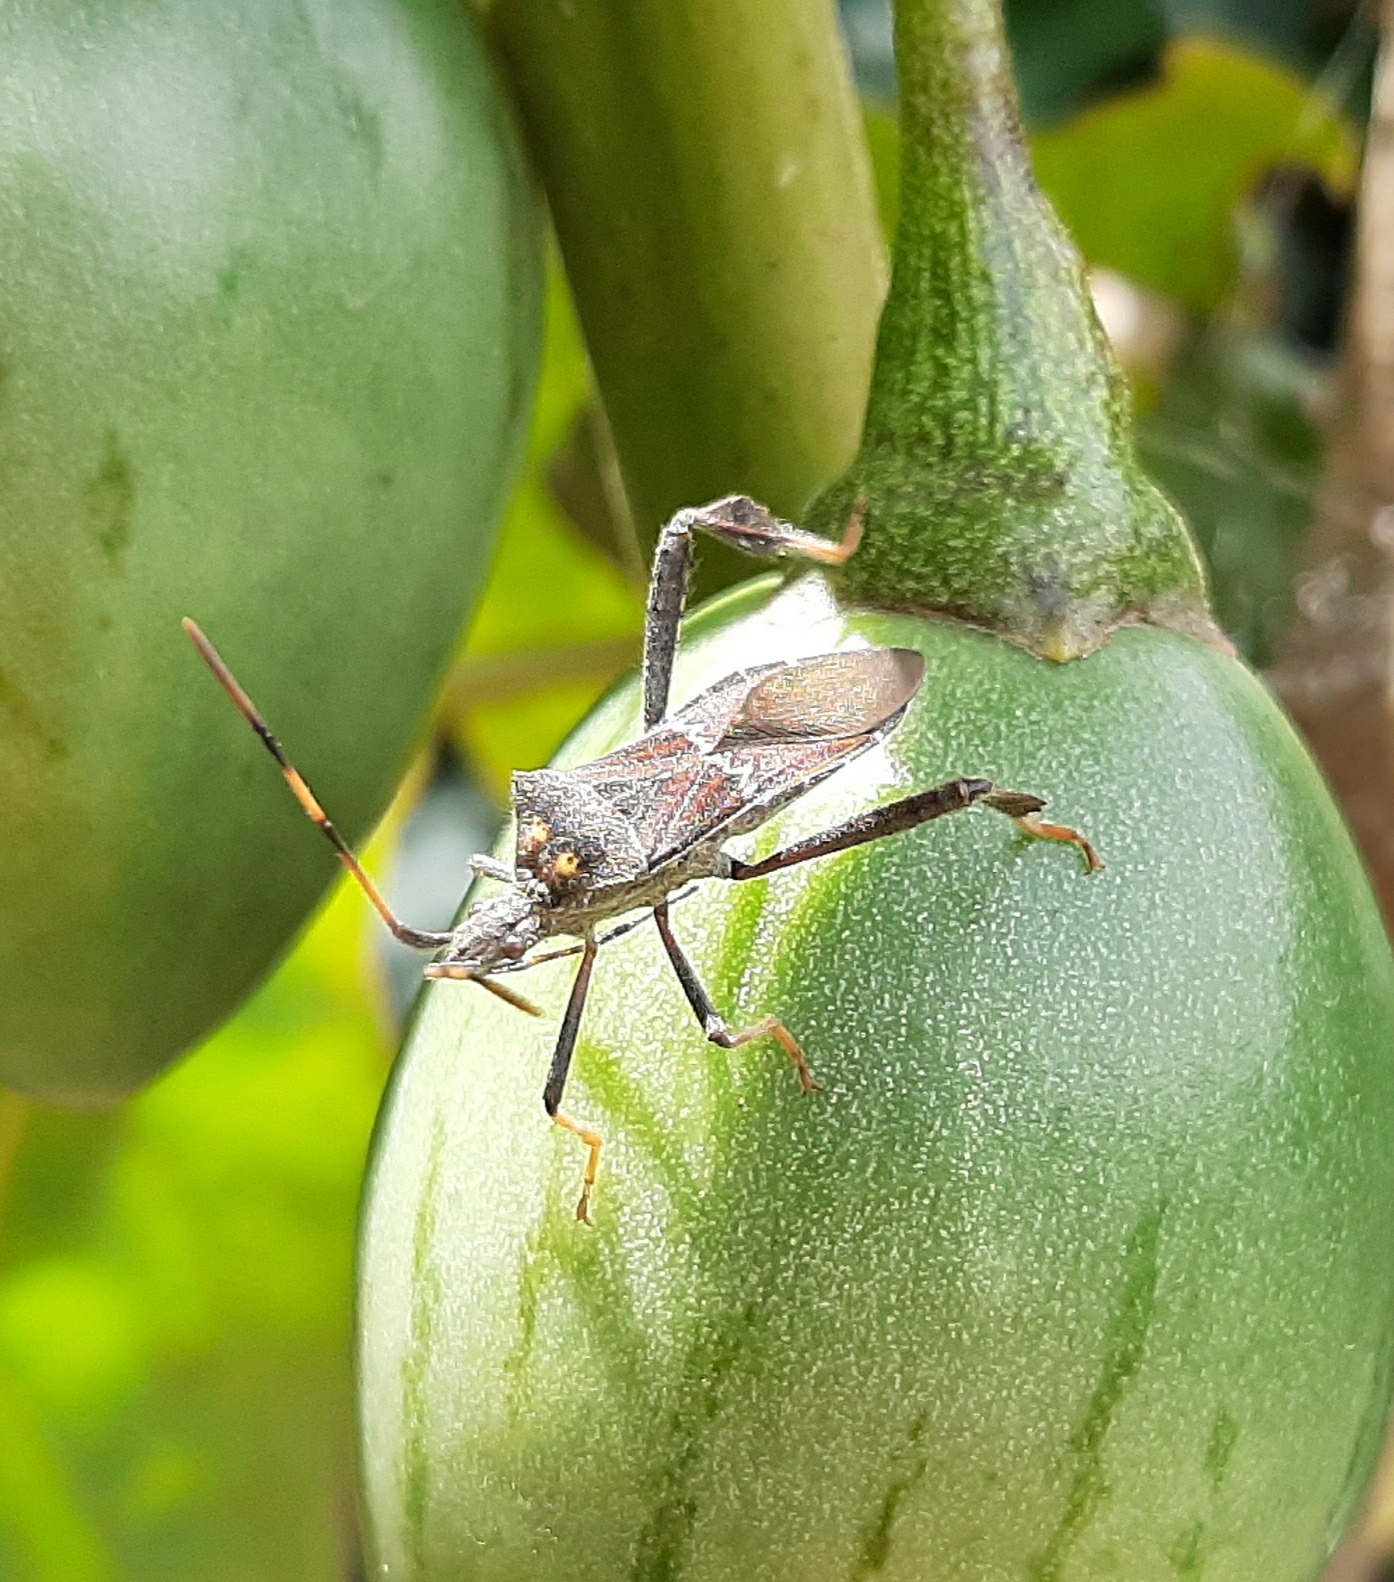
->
186, 496, 1100, 1220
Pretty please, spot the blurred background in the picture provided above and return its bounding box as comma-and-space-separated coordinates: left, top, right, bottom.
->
3, 0, 1394, 1576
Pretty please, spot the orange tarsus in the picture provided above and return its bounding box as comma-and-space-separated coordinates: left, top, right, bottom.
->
552, 1111, 603, 1222
730, 1015, 821, 1093
801, 497, 865, 566
1016, 811, 1104, 873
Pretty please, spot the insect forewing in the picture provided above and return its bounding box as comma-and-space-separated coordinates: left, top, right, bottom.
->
722, 649, 925, 742
558, 649, 928, 876
638, 649, 925, 864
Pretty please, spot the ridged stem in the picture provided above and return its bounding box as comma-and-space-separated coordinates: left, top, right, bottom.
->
810, 0, 1220, 660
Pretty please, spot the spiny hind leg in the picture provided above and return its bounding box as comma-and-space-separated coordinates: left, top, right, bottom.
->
642, 496, 863, 729
724, 778, 1103, 879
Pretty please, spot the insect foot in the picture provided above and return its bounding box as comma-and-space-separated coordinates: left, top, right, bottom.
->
981, 789, 1104, 872
722, 1016, 822, 1095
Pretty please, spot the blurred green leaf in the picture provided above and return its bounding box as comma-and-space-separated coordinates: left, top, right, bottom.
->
1031, 35, 1357, 311
1165, 0, 1370, 86
0, 873, 391, 1582
1138, 328, 1324, 663
843, 0, 1166, 121
843, 0, 1371, 125
1007, 0, 1166, 125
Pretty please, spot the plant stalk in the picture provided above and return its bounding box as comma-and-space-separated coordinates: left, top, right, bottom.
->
810, 0, 1221, 660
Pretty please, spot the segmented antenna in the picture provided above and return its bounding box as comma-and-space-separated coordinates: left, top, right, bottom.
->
184, 618, 452, 949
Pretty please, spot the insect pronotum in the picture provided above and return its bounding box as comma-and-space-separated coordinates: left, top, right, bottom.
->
186, 495, 1100, 1220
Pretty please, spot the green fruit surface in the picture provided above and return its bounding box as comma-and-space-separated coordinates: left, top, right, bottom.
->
0, 0, 541, 1102
359, 574, 1394, 1581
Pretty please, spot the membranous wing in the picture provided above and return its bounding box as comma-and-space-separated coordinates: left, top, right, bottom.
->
567, 648, 925, 870
719, 649, 925, 742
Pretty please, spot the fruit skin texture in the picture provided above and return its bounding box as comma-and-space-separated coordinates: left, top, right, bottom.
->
358, 575, 1394, 1582
0, 0, 541, 1102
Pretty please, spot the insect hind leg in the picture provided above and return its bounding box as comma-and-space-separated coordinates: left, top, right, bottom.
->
725, 778, 1102, 878
642, 496, 864, 730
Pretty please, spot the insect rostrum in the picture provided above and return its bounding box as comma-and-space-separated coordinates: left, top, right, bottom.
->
186, 495, 1099, 1219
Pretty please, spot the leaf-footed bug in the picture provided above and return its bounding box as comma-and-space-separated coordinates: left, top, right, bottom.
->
185, 496, 1100, 1221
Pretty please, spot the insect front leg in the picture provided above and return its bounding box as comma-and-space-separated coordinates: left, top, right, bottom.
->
725, 778, 1103, 879
653, 903, 819, 1093
421, 960, 543, 1017
642, 496, 864, 729
543, 935, 604, 1222
469, 854, 516, 884
499, 901, 690, 972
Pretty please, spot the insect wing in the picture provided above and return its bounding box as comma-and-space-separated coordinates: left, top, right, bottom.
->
683, 736, 898, 860
654, 649, 926, 862
721, 649, 925, 742
566, 731, 738, 857
565, 649, 926, 870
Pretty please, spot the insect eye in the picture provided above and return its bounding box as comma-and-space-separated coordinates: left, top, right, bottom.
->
539, 843, 585, 891
516, 817, 552, 867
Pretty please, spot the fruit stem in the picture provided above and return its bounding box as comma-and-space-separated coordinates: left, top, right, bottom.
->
490, 0, 887, 592
809, 0, 1223, 660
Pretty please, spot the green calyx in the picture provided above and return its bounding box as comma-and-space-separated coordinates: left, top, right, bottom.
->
807, 0, 1222, 661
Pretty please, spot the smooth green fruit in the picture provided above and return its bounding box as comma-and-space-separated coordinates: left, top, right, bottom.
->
0, 0, 542, 1102
358, 574, 1394, 1581
358, 0, 1394, 1572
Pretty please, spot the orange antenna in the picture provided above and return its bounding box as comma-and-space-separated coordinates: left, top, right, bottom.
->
183, 618, 453, 952
422, 961, 542, 1016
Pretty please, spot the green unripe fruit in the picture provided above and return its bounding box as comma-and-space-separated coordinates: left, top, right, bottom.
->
358, 575, 1394, 1580
357, 0, 1394, 1572
0, 0, 542, 1102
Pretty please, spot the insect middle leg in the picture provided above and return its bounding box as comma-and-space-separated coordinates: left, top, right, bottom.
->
653, 902, 819, 1093
543, 935, 604, 1223
642, 496, 864, 729
725, 778, 1103, 880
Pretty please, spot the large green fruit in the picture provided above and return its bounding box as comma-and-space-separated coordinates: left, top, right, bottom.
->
358, 574, 1394, 1581
358, 0, 1394, 1571
0, 0, 542, 1102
